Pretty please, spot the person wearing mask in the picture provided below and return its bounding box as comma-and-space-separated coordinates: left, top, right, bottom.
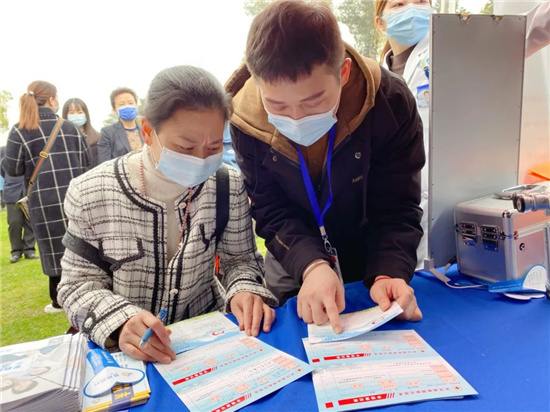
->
58, 66, 277, 363
62, 98, 100, 168
227, 0, 424, 334
0, 163, 38, 263
374, 0, 550, 270
3, 80, 90, 313
97, 88, 143, 164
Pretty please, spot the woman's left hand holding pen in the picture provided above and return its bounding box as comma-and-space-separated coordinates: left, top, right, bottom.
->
119, 311, 176, 364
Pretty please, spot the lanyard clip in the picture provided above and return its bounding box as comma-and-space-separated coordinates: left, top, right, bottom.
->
324, 238, 333, 253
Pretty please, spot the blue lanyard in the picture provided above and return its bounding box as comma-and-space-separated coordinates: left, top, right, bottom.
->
297, 125, 336, 241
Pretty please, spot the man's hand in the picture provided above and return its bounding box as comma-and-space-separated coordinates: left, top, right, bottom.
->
230, 292, 276, 336
119, 311, 176, 364
297, 262, 345, 333
369, 276, 422, 321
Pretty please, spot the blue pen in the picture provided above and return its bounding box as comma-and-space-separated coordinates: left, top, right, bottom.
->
139, 309, 167, 348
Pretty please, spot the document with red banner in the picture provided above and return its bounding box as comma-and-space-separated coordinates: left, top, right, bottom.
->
307, 302, 403, 344
154, 313, 312, 412
303, 330, 477, 411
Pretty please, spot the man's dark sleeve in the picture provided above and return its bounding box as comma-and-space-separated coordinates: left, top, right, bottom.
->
363, 76, 425, 288
97, 126, 112, 164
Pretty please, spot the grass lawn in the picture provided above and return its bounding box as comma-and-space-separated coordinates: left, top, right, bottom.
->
0, 209, 268, 347
0, 209, 70, 347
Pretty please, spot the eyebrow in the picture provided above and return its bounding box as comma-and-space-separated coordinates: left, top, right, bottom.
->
264, 90, 326, 105
178, 135, 221, 145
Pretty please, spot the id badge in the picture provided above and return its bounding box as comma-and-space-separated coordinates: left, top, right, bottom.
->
416, 83, 430, 109
326, 245, 344, 283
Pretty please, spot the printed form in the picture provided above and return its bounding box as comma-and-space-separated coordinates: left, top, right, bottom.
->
303, 330, 477, 411
156, 312, 312, 412
167, 312, 241, 354
307, 302, 403, 344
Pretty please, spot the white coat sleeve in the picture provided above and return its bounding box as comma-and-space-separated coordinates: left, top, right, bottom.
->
525, 2, 550, 58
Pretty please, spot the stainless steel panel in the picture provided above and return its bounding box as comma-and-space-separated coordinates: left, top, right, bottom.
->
428, 14, 526, 268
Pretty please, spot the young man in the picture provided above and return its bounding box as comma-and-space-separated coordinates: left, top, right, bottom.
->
97, 87, 143, 164
226, 0, 424, 333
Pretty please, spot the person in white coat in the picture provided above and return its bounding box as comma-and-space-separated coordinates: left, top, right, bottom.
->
374, 0, 550, 271
525, 1, 550, 58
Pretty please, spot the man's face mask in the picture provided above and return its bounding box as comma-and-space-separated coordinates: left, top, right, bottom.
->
265, 94, 340, 147
117, 106, 138, 121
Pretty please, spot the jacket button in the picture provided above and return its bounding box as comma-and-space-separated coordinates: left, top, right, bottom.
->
179, 202, 187, 209
355, 152, 361, 159
169, 288, 179, 296
272, 155, 278, 162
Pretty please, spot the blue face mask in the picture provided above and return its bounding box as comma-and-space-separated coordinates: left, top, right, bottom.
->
68, 113, 87, 127
117, 106, 138, 121
384, 4, 433, 47
153, 130, 223, 187
266, 98, 339, 147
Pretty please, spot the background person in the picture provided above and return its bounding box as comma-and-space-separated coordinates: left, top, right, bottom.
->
62, 98, 100, 168
97, 87, 143, 164
3, 80, 90, 313
1, 163, 38, 263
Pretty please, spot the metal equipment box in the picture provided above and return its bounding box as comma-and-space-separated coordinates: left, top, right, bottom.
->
455, 183, 550, 283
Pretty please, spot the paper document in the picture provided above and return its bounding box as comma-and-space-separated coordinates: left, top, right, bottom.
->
307, 302, 403, 344
303, 330, 477, 411
156, 312, 312, 412
168, 311, 241, 354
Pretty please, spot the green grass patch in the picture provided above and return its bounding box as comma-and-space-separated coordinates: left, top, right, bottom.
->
0, 210, 69, 346
0, 209, 268, 347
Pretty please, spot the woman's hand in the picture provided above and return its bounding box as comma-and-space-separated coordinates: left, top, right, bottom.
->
230, 292, 276, 336
119, 311, 176, 364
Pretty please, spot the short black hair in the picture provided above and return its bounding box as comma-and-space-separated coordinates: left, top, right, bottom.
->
110, 87, 138, 109
246, 0, 345, 83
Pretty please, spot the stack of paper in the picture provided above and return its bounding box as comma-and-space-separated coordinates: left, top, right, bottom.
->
0, 333, 88, 412
155, 312, 312, 412
303, 330, 478, 411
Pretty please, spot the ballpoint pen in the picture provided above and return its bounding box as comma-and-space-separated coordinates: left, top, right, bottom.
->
139, 309, 167, 348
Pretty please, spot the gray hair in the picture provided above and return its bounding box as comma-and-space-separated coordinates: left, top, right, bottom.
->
143, 65, 233, 130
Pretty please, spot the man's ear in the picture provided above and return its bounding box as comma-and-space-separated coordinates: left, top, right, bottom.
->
340, 58, 352, 87
141, 117, 153, 145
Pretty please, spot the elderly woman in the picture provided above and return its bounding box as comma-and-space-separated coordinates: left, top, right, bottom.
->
58, 66, 277, 364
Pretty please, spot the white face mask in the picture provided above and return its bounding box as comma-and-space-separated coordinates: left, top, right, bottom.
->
265, 97, 339, 147
153, 130, 222, 187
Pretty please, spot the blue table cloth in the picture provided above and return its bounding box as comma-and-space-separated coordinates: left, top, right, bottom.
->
135, 268, 550, 411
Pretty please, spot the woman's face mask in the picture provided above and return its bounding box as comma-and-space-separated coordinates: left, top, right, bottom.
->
68, 113, 87, 127
383, 4, 433, 46
152, 129, 222, 187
